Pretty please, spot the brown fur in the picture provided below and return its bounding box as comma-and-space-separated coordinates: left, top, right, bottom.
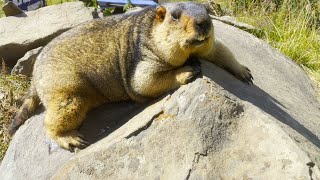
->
9, 2, 253, 151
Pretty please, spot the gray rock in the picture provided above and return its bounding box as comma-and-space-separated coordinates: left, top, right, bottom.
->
158, 0, 171, 4
211, 15, 263, 37
11, 47, 43, 76
1, 20, 320, 179
0, 2, 98, 67
125, 7, 143, 14
2, 2, 24, 17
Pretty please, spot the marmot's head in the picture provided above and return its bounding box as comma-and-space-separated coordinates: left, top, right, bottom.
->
154, 2, 213, 49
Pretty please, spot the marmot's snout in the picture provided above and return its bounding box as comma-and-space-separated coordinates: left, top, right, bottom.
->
194, 17, 212, 38
187, 16, 212, 46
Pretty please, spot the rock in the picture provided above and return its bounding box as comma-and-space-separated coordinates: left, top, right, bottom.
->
211, 15, 264, 37
11, 47, 43, 76
125, 7, 143, 14
1, 20, 320, 179
158, 0, 171, 4
0, 92, 4, 100
0, 2, 98, 67
2, 2, 24, 17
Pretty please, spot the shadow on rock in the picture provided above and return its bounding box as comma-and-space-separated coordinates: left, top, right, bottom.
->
202, 62, 320, 149
78, 99, 160, 144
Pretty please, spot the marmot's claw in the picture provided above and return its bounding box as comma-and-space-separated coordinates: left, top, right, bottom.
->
185, 57, 202, 79
176, 65, 202, 84
193, 65, 202, 77
250, 73, 254, 80
54, 131, 90, 152
70, 139, 90, 152
245, 73, 254, 84
236, 65, 254, 85
185, 57, 202, 67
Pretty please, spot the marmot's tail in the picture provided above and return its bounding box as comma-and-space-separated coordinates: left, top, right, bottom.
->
8, 84, 40, 136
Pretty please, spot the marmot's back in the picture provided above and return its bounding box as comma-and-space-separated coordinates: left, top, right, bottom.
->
33, 7, 158, 102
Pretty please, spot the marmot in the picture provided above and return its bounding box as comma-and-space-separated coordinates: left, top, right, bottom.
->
8, 2, 253, 151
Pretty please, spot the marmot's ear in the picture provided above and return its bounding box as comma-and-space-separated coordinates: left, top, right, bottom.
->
202, 3, 211, 14
155, 6, 166, 22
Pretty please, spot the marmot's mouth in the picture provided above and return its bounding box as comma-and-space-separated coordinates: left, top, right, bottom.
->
188, 36, 209, 46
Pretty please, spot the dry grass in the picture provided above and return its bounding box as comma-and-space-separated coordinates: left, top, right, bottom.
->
0, 61, 30, 161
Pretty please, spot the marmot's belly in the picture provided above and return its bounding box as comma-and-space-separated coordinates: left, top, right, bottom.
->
85, 69, 130, 102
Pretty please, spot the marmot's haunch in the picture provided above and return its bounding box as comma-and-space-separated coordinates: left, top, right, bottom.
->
9, 2, 253, 151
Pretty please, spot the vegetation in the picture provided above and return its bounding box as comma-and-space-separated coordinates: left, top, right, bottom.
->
46, 0, 77, 5
0, 61, 30, 161
216, 0, 320, 90
0, 0, 4, 17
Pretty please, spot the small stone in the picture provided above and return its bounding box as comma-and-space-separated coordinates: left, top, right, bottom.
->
11, 47, 43, 76
2, 2, 24, 17
0, 92, 4, 100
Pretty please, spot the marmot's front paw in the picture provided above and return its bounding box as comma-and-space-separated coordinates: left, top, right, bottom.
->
234, 65, 254, 84
176, 65, 201, 85
53, 130, 89, 152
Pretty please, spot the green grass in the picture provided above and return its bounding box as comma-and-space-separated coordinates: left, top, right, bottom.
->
0, 0, 4, 18
0, 62, 30, 161
217, 0, 320, 90
46, 0, 78, 6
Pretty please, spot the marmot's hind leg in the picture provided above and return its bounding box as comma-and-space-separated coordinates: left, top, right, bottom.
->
44, 92, 90, 151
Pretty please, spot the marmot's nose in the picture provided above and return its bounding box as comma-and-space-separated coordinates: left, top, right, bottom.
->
195, 17, 212, 35
196, 19, 211, 30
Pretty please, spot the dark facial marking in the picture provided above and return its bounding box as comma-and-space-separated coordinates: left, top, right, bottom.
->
171, 9, 182, 20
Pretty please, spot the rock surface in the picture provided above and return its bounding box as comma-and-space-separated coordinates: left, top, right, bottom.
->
211, 15, 263, 37
0, 2, 98, 67
1, 20, 320, 179
11, 47, 43, 76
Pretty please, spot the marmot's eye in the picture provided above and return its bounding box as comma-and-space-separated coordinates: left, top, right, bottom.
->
171, 11, 181, 21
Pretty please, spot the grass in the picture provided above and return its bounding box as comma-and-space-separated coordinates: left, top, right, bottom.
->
217, 0, 320, 95
46, 0, 78, 6
0, 61, 30, 161
0, 0, 4, 18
